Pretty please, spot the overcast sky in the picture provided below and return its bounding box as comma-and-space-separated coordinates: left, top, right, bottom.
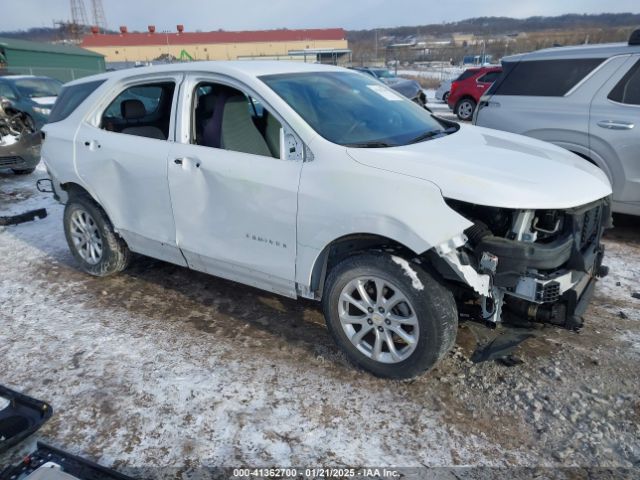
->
2, 0, 639, 32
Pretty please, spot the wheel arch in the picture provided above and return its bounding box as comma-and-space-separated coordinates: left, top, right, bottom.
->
304, 233, 421, 301
60, 181, 121, 227
456, 95, 477, 105
60, 181, 93, 201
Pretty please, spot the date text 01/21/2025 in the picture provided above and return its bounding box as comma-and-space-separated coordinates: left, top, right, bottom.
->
232, 468, 401, 478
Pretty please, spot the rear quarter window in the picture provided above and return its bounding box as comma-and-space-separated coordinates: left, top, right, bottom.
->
456, 69, 478, 81
478, 71, 502, 83
489, 58, 605, 96
48, 79, 105, 123
608, 59, 640, 105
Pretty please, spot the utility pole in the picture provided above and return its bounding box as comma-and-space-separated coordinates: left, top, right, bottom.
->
374, 29, 378, 63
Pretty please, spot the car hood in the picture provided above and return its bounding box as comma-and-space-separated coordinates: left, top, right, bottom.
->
346, 125, 612, 210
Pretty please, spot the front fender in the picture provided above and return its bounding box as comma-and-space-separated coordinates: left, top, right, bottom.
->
295, 153, 472, 287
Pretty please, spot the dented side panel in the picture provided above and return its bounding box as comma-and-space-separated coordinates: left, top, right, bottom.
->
74, 122, 186, 266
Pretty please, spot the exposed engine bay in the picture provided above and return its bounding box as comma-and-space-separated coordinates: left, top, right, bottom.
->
0, 97, 36, 147
432, 197, 612, 330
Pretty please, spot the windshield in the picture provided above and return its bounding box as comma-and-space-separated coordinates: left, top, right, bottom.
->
14, 78, 62, 98
261, 71, 452, 147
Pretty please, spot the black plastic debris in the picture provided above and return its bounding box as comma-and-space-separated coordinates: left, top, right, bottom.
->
632, 292, 640, 300
496, 355, 525, 367
471, 331, 534, 365
0, 209, 47, 226
0, 385, 52, 454
0, 441, 135, 480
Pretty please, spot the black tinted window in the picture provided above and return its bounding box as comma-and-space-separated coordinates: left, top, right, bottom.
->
456, 69, 478, 81
478, 71, 501, 83
48, 80, 105, 123
608, 60, 640, 105
491, 58, 605, 96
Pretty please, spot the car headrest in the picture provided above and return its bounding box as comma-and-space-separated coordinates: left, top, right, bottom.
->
120, 99, 146, 120
199, 93, 217, 115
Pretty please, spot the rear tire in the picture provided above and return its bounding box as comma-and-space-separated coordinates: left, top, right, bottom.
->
322, 252, 458, 379
63, 194, 131, 276
11, 168, 35, 175
455, 98, 476, 121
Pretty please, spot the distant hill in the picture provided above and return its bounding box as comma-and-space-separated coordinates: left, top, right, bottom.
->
347, 13, 640, 42
1, 12, 638, 47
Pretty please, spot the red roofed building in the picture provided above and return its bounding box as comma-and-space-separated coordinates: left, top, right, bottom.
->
81, 26, 350, 64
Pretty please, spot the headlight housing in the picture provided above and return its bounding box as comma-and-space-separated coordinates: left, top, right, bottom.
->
33, 106, 51, 116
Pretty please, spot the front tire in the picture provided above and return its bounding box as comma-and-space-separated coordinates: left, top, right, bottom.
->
442, 91, 449, 103
455, 98, 476, 121
63, 195, 131, 276
322, 252, 458, 379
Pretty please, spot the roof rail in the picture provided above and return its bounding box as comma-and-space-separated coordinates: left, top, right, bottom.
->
630, 28, 640, 46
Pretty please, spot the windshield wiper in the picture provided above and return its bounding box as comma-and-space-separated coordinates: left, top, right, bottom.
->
407, 126, 457, 144
344, 141, 395, 148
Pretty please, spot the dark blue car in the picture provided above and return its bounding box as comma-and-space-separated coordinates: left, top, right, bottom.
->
0, 75, 62, 129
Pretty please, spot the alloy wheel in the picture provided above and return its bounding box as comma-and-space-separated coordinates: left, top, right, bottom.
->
458, 100, 474, 120
69, 209, 103, 265
338, 276, 420, 363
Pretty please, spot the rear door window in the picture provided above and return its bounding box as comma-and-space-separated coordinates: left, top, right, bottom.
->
101, 82, 175, 140
608, 59, 640, 105
490, 58, 605, 96
478, 71, 501, 84
456, 69, 478, 81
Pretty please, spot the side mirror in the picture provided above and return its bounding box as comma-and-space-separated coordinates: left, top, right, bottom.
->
279, 127, 304, 162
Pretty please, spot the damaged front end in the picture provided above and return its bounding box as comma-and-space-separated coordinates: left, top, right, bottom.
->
0, 97, 40, 171
432, 197, 612, 330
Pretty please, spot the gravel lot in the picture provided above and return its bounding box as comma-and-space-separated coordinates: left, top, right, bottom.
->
1, 165, 639, 478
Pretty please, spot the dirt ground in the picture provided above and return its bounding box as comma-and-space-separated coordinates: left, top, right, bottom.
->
1, 165, 639, 478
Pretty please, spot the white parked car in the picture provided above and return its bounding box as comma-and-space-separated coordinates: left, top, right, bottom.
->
41, 62, 612, 378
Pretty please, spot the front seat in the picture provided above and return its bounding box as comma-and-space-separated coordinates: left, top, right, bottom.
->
220, 94, 271, 157
195, 92, 216, 144
120, 99, 165, 140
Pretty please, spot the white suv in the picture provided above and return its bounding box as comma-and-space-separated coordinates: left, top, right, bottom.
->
42, 61, 612, 378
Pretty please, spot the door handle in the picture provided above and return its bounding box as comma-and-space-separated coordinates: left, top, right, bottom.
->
174, 157, 201, 168
597, 120, 634, 130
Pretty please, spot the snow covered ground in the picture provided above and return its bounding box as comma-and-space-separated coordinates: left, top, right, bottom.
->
1, 165, 639, 477
398, 67, 465, 82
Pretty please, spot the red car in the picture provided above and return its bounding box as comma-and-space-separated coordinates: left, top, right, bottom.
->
447, 66, 502, 121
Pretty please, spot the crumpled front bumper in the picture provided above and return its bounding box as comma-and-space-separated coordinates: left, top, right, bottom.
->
434, 198, 611, 329
0, 131, 41, 169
